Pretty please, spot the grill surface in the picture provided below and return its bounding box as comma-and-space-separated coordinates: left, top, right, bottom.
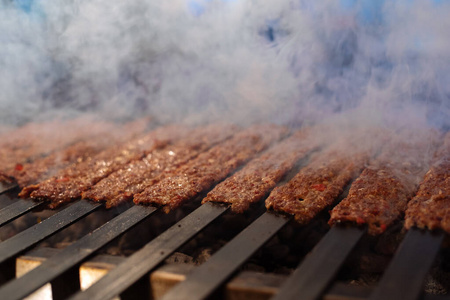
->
0, 181, 448, 300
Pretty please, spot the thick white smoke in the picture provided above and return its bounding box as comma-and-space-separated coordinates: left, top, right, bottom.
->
0, 0, 448, 129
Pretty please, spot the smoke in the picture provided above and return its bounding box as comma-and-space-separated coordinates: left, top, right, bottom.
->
0, 0, 449, 129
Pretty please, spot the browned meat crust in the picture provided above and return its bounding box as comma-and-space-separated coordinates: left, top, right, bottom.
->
14, 120, 148, 189
329, 130, 440, 235
0, 119, 73, 150
82, 124, 238, 208
133, 124, 288, 212
0, 118, 149, 183
25, 125, 187, 208
266, 148, 367, 225
404, 132, 450, 233
202, 130, 318, 213
15, 142, 102, 189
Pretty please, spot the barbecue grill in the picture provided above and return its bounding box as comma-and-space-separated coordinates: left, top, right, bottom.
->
0, 177, 448, 300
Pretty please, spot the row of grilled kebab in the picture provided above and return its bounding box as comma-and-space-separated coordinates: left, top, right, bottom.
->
0, 117, 449, 236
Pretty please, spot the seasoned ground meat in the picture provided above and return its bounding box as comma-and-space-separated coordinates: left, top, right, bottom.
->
133, 124, 288, 212
82, 124, 238, 208
15, 142, 103, 189
405, 132, 450, 233
25, 125, 187, 208
15, 120, 148, 189
329, 129, 440, 235
266, 146, 367, 225
203, 130, 318, 213
0, 118, 149, 183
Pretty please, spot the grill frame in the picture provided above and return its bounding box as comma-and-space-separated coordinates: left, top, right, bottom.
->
0, 179, 448, 300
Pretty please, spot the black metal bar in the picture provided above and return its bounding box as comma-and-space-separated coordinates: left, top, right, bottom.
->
272, 226, 365, 300
120, 276, 151, 300
0, 199, 44, 227
160, 212, 291, 300
68, 202, 229, 300
0, 183, 17, 195
0, 196, 14, 209
369, 228, 444, 300
0, 205, 157, 300
0, 258, 15, 285
0, 200, 101, 264
51, 265, 80, 300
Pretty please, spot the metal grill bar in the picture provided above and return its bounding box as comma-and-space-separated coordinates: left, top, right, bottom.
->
0, 183, 17, 195
272, 226, 365, 300
69, 202, 229, 300
0, 199, 44, 227
160, 212, 291, 300
0, 200, 101, 264
369, 228, 444, 300
0, 205, 157, 300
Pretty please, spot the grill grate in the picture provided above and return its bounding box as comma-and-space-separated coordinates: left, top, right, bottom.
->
0, 197, 43, 227
0, 184, 448, 300
273, 226, 365, 300
158, 212, 290, 300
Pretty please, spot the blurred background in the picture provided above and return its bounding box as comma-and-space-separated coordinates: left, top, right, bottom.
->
0, 0, 449, 130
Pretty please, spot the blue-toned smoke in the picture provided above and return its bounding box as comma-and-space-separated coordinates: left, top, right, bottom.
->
0, 0, 448, 129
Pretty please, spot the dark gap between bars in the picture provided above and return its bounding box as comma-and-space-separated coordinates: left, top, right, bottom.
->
272, 225, 365, 300
0, 204, 158, 300
11, 248, 450, 300
0, 199, 101, 283
159, 211, 291, 300
269, 175, 364, 300
369, 228, 445, 300
68, 202, 230, 300
0, 183, 17, 196
0, 199, 44, 227
158, 147, 359, 300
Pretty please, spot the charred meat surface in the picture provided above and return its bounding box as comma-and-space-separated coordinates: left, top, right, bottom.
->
266, 143, 368, 225
0, 117, 149, 183
133, 124, 288, 212
203, 129, 318, 213
14, 120, 149, 188
329, 129, 440, 235
25, 125, 188, 208
405, 132, 450, 233
83, 124, 238, 208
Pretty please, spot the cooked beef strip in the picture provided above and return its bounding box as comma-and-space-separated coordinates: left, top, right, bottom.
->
25, 125, 188, 208
133, 124, 288, 213
203, 129, 319, 213
0, 119, 73, 151
329, 129, 440, 235
15, 142, 102, 189
0, 118, 149, 183
15, 120, 149, 189
265, 145, 367, 225
83, 124, 238, 208
405, 132, 450, 233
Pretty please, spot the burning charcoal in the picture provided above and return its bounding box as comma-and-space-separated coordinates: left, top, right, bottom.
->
166, 252, 194, 265
195, 248, 212, 265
